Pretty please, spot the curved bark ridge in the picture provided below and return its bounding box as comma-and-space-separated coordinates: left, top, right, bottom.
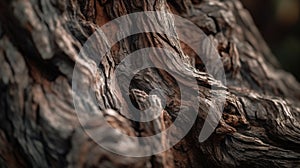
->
0, 0, 299, 167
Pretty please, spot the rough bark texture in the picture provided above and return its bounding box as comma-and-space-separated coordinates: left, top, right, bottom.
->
0, 0, 300, 167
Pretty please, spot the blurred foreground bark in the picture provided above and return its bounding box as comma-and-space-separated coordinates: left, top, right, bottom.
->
0, 0, 300, 167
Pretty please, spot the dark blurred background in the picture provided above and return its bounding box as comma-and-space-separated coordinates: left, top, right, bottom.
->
241, 0, 300, 81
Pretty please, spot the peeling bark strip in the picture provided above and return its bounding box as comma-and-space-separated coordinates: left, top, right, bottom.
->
0, 0, 299, 167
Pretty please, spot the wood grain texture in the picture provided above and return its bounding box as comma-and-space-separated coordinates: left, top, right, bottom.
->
0, 0, 299, 167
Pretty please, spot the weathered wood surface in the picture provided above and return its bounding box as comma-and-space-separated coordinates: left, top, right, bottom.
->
0, 0, 300, 167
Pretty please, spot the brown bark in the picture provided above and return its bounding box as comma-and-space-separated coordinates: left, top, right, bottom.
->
0, 0, 300, 167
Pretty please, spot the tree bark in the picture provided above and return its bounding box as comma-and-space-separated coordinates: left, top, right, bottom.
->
0, 0, 300, 167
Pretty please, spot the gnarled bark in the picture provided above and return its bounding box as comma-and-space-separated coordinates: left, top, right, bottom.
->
0, 0, 299, 167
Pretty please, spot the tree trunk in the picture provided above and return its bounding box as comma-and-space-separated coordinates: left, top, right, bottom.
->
0, 0, 300, 167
